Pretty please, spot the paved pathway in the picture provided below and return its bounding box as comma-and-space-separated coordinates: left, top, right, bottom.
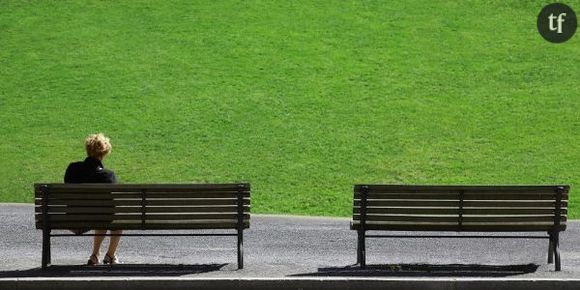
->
1, 203, 579, 278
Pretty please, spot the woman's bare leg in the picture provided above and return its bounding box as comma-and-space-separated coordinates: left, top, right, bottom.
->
92, 230, 107, 257
107, 230, 122, 257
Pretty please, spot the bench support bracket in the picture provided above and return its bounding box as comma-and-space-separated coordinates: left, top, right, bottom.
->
237, 184, 245, 270
41, 229, 51, 269
237, 231, 243, 270
357, 185, 368, 269
41, 185, 51, 269
357, 230, 366, 268
553, 232, 561, 271
552, 186, 564, 271
548, 232, 554, 264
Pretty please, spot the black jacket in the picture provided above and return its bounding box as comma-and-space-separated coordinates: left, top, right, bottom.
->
64, 157, 117, 183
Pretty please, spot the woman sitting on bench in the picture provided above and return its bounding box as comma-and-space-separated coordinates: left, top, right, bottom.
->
64, 133, 122, 265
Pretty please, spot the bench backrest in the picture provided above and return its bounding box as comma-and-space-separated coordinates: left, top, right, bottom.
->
35, 183, 250, 231
352, 185, 568, 232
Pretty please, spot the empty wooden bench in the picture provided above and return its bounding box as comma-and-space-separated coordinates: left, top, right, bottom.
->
352, 185, 569, 271
35, 183, 250, 269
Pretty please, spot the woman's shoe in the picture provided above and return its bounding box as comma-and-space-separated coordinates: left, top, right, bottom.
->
70, 228, 90, 235
87, 254, 99, 266
103, 253, 120, 265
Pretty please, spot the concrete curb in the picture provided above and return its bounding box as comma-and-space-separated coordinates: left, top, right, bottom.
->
2, 277, 580, 290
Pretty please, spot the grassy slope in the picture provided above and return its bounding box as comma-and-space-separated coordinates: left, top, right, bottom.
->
1, 0, 579, 217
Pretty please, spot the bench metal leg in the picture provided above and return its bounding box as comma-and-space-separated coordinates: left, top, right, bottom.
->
554, 232, 561, 271
356, 231, 361, 265
548, 233, 554, 264
237, 230, 244, 270
357, 230, 366, 269
41, 229, 51, 269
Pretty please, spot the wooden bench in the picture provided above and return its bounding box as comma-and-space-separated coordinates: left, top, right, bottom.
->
352, 185, 569, 271
35, 183, 250, 269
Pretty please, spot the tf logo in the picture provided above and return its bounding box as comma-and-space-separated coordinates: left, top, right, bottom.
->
537, 3, 577, 43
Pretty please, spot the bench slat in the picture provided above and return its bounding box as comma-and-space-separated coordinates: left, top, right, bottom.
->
143, 192, 248, 197
35, 199, 138, 206
354, 200, 567, 207
37, 192, 249, 200
356, 185, 569, 194
44, 193, 142, 199
35, 198, 251, 207
356, 193, 459, 199
463, 208, 565, 215
35, 198, 250, 208
36, 220, 249, 230
353, 214, 566, 223
354, 200, 459, 207
35, 205, 250, 214
351, 222, 566, 232
353, 207, 565, 215
36, 192, 249, 200
354, 215, 458, 222
354, 207, 459, 215
462, 216, 566, 222
36, 213, 250, 222
464, 200, 566, 207
355, 193, 567, 200
351, 221, 566, 232
36, 183, 249, 191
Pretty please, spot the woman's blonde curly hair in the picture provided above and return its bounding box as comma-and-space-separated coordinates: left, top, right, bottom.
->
85, 133, 112, 159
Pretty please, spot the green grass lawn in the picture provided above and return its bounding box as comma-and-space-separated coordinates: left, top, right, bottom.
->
1, 0, 579, 217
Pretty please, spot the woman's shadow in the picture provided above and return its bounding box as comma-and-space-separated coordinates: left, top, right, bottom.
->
0, 264, 227, 278
290, 263, 540, 277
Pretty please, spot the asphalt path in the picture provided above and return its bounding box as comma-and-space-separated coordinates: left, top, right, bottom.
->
1, 203, 579, 278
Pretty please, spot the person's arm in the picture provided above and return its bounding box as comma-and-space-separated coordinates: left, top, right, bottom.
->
64, 163, 75, 183
107, 171, 118, 184
96, 169, 117, 184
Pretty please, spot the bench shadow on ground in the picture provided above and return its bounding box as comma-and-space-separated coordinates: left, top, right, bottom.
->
0, 264, 227, 277
290, 263, 540, 277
